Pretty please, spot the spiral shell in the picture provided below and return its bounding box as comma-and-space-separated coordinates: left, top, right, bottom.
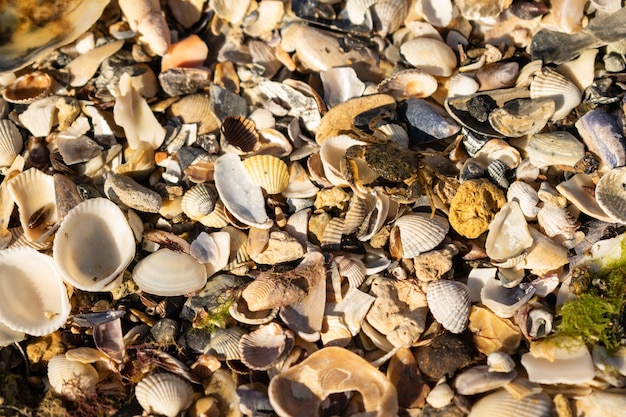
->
427, 279, 471, 334
135, 373, 194, 417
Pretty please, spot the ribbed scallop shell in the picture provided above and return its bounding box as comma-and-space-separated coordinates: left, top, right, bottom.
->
596, 167, 626, 223
487, 351, 516, 373
221, 115, 259, 154
223, 225, 251, 272
400, 38, 457, 77
2, 71, 52, 104
241, 154, 289, 194
168, 94, 220, 135
132, 249, 207, 296
135, 373, 194, 417
537, 203, 579, 238
373, 0, 408, 37
199, 200, 229, 228
321, 217, 345, 252
507, 181, 540, 219
335, 255, 367, 288
205, 327, 247, 360
530, 67, 581, 121
239, 322, 292, 370
427, 280, 471, 333
48, 354, 99, 400
389, 213, 449, 259
182, 183, 217, 220
0, 119, 22, 166
426, 382, 455, 408
241, 273, 306, 311
346, 0, 375, 24
377, 68, 438, 101
343, 196, 368, 235
468, 390, 553, 417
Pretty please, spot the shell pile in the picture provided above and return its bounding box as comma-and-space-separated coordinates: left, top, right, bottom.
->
2, 1, 626, 416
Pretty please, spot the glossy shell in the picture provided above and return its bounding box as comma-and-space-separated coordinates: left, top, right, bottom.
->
427, 280, 471, 333
132, 248, 207, 296
241, 154, 290, 194
400, 37, 457, 77
135, 373, 194, 417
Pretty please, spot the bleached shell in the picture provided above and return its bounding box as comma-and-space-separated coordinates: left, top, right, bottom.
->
400, 37, 457, 77
135, 373, 194, 417
488, 98, 554, 138
238, 322, 291, 370
210, 0, 250, 23
467, 390, 553, 417
47, 354, 99, 400
335, 255, 367, 288
595, 167, 626, 223
530, 67, 581, 121
487, 351, 516, 373
536, 204, 579, 238
320, 67, 366, 109
241, 154, 289, 194
481, 277, 536, 319
485, 201, 534, 262
373, 0, 409, 37
229, 296, 279, 325
0, 119, 22, 166
556, 174, 617, 223
243, 0, 284, 40
53, 198, 135, 291
427, 280, 471, 334
223, 225, 251, 272
206, 327, 247, 360
507, 181, 540, 219
132, 249, 207, 296
454, 365, 516, 395
0, 247, 70, 336
575, 390, 626, 417
321, 217, 345, 252
556, 48, 598, 92
447, 73, 480, 98
168, 94, 220, 135
241, 273, 306, 312
182, 183, 217, 220
17, 95, 58, 137
421, 0, 453, 28
522, 340, 595, 384
346, 0, 376, 25
377, 68, 438, 100
2, 71, 52, 104
390, 213, 449, 259
7, 168, 58, 243
518, 131, 585, 168
426, 382, 455, 408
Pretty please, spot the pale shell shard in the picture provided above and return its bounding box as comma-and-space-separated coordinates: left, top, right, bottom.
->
467, 390, 552, 417
575, 391, 626, 417
481, 277, 536, 319
522, 339, 595, 384
485, 201, 534, 262
0, 119, 22, 167
17, 95, 58, 137
241, 154, 289, 195
556, 174, 617, 223
447, 73, 480, 98
488, 98, 554, 137
182, 183, 217, 221
243, 0, 284, 41
400, 37, 457, 77
2, 71, 52, 104
421, 0, 453, 28
595, 166, 626, 223
135, 373, 194, 417
47, 354, 99, 401
507, 181, 540, 220
454, 365, 516, 395
320, 67, 366, 109
66, 40, 124, 87
530, 67, 581, 121
377, 68, 438, 101
372, 0, 408, 37
536, 203, 579, 238
132, 248, 207, 296
346, 0, 376, 25
427, 280, 471, 334
390, 213, 449, 259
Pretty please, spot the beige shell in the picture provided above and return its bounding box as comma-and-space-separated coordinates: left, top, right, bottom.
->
210, 0, 250, 23
182, 183, 217, 220
426, 382, 455, 408
485, 201, 534, 262
530, 67, 581, 121
53, 198, 136, 291
377, 68, 438, 101
346, 0, 375, 24
243, 0, 284, 41
319, 135, 378, 187
536, 203, 579, 238
447, 73, 480, 98
205, 327, 247, 360
507, 181, 540, 220
427, 279, 471, 333
241, 273, 306, 312
241, 154, 289, 194
168, 94, 220, 135
135, 373, 194, 417
373, 0, 409, 37
595, 166, 626, 223
132, 248, 207, 296
488, 98, 554, 138
557, 174, 616, 223
17, 96, 58, 137
454, 365, 517, 395
487, 351, 516, 373
389, 213, 449, 259
514, 131, 585, 168
335, 255, 367, 288
400, 37, 457, 77
320, 217, 345, 252
0, 119, 22, 167
238, 322, 292, 370
199, 200, 229, 228
223, 225, 251, 273
468, 390, 552, 417
421, 0, 453, 27
229, 295, 279, 325
2, 71, 52, 104
281, 161, 319, 199
47, 354, 99, 400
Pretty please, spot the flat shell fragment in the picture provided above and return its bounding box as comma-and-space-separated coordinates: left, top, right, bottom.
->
488, 98, 554, 137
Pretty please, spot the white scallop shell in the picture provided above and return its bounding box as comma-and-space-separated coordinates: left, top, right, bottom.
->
390, 213, 449, 259
530, 67, 581, 121
47, 354, 99, 400
132, 248, 207, 296
346, 0, 375, 24
487, 351, 516, 373
373, 0, 408, 37
53, 198, 136, 291
595, 166, 626, 224
507, 181, 540, 220
400, 37, 457, 77
426, 382, 455, 408
427, 280, 471, 334
468, 390, 553, 417
0, 119, 22, 167
182, 183, 217, 220
135, 373, 194, 417
0, 247, 70, 336
241, 154, 289, 194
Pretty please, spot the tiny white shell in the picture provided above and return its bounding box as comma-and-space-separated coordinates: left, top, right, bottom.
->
48, 354, 99, 400
135, 373, 194, 417
426, 382, 454, 408
132, 248, 207, 296
427, 280, 471, 333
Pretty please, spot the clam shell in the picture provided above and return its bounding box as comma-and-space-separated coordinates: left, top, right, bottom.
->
400, 37, 457, 77
47, 354, 99, 400
239, 322, 293, 370
515, 131, 585, 168
182, 183, 217, 221
426, 382, 454, 408
132, 248, 207, 296
229, 296, 279, 325
389, 213, 449, 259
53, 198, 136, 291
595, 166, 626, 223
335, 255, 367, 288
168, 94, 220, 135
454, 365, 516, 395
0, 119, 22, 167
421, 0, 453, 27
205, 327, 247, 360
377, 68, 438, 101
241, 154, 289, 194
447, 73, 480, 98
575, 108, 626, 171
373, 0, 408, 37
556, 174, 617, 223
320, 217, 345, 252
487, 351, 516, 373
488, 98, 554, 137
468, 390, 552, 417
427, 280, 471, 334
530, 67, 581, 121
221, 115, 260, 154
135, 373, 194, 417
0, 247, 70, 336
507, 181, 540, 220
2, 71, 52, 104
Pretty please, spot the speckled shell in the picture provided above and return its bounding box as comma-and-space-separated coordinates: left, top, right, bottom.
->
377, 68, 438, 101
132, 248, 207, 296
400, 37, 457, 77
135, 373, 194, 417
47, 354, 99, 400
238, 322, 293, 370
530, 67, 581, 121
0, 119, 22, 167
468, 390, 552, 417
182, 183, 217, 220
241, 154, 289, 194
427, 279, 471, 333
389, 213, 449, 259
595, 166, 626, 223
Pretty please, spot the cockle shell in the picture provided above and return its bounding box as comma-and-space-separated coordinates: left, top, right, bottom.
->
373, 0, 408, 37
132, 248, 207, 296
530, 67, 581, 121
507, 181, 540, 219
205, 327, 247, 360
377, 68, 438, 101
47, 354, 99, 401
238, 322, 293, 370
426, 382, 454, 408
135, 373, 194, 417
241, 154, 289, 194
241, 273, 306, 312
400, 37, 457, 77
0, 247, 70, 336
389, 213, 449, 259
2, 71, 52, 104
556, 173, 617, 223
536, 203, 579, 238
53, 198, 135, 292
487, 351, 516, 373
182, 183, 217, 221
242, 0, 284, 41
595, 166, 626, 223
0, 119, 23, 167
467, 390, 552, 417
427, 280, 471, 334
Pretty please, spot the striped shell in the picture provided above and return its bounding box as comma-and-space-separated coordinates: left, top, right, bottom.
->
241, 273, 306, 312
241, 154, 289, 194
530, 67, 581, 121
536, 203, 579, 238
132, 249, 207, 296
469, 390, 552, 417
335, 255, 367, 288
321, 217, 345, 252
182, 183, 217, 220
47, 354, 99, 400
2, 71, 52, 104
221, 115, 259, 154
168, 94, 220, 135
427, 280, 471, 333
135, 373, 194, 417
426, 382, 455, 408
400, 37, 457, 77
205, 327, 247, 360
595, 166, 626, 223
373, 0, 408, 37
199, 200, 229, 228
507, 181, 540, 219
521, 131, 585, 168
389, 213, 449, 259
487, 351, 516, 373
238, 322, 293, 370
377, 68, 438, 101
0, 119, 22, 166
454, 365, 516, 395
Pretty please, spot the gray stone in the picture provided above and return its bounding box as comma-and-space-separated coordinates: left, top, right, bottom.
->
104, 173, 162, 213
150, 318, 178, 345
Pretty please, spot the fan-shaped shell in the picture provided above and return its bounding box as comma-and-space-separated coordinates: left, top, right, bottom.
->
53, 198, 136, 291
507, 181, 540, 219
373, 0, 408, 37
182, 183, 217, 220
239, 322, 292, 370
377, 68, 438, 101
447, 73, 480, 98
221, 115, 259, 154
487, 351, 516, 373
135, 373, 194, 417
241, 154, 289, 194
389, 213, 449, 259
2, 71, 52, 104
241, 273, 306, 312
596, 166, 626, 223
0, 247, 70, 336
468, 390, 552, 417
400, 38, 457, 77
427, 280, 471, 333
168, 94, 220, 135
537, 203, 579, 238
0, 119, 22, 167
132, 248, 207, 296
48, 354, 99, 400
426, 382, 455, 408
205, 327, 247, 360
530, 67, 581, 121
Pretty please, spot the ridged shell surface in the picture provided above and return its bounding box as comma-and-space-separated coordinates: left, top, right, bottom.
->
47, 354, 99, 400
135, 373, 194, 417
53, 198, 136, 291
241, 154, 289, 194
523, 131, 585, 168
0, 119, 22, 166
3, 71, 52, 104
390, 213, 449, 259
377, 68, 438, 100
426, 382, 454, 408
373, 0, 408, 36
132, 248, 207, 296
206, 327, 247, 360
0, 247, 70, 336
507, 181, 540, 219
168, 93, 219, 135
241, 274, 306, 312
530, 67, 581, 121
595, 166, 626, 223
239, 322, 290, 370
427, 279, 471, 333
220, 115, 259, 154
182, 183, 217, 220
468, 390, 552, 417
400, 38, 457, 77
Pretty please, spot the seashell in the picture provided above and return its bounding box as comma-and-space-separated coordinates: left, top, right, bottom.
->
214, 153, 273, 229
53, 198, 135, 292
476, 62, 519, 91
402, 98, 461, 142
400, 37, 457, 77
420, 0, 453, 28
595, 166, 626, 223
520, 307, 553, 340
223, 225, 252, 273
377, 69, 438, 101
556, 174, 616, 223
515, 60, 543, 88
7, 168, 58, 243
522, 338, 595, 384
168, 94, 220, 135
372, 0, 408, 37
427, 280, 471, 334
426, 382, 454, 408
205, 327, 247, 360
0, 247, 70, 336
0, 119, 22, 167
530, 67, 581, 121
320, 67, 366, 109
135, 373, 194, 417
467, 390, 552, 417
320, 217, 345, 252
47, 354, 99, 401
536, 203, 579, 238
17, 95, 58, 138
221, 115, 260, 155
487, 351, 516, 373
241, 272, 306, 312
550, 0, 587, 34
281, 162, 318, 199
210, 0, 250, 23
447, 73, 480, 98
182, 183, 217, 221
454, 365, 516, 395
190, 231, 230, 277
556, 49, 598, 93
507, 181, 540, 220
161, 35, 208, 72
198, 200, 229, 229
67, 40, 125, 87
575, 108, 626, 172
346, 0, 375, 25
575, 390, 626, 417
241, 154, 289, 195
248, 108, 276, 131
239, 322, 293, 370
319, 135, 378, 187
455, 0, 513, 20
485, 201, 534, 262
513, 131, 585, 169
389, 213, 449, 259
488, 98, 554, 137
243, 0, 284, 41
132, 249, 207, 296
335, 255, 367, 288
486, 159, 510, 189
481, 276, 536, 318
2, 71, 52, 104
229, 296, 279, 326
167, 0, 205, 28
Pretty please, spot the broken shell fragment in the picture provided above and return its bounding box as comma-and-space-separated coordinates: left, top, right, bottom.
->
530, 67, 581, 121
575, 108, 626, 171
595, 166, 626, 223
521, 338, 595, 385
485, 201, 534, 262
487, 98, 554, 137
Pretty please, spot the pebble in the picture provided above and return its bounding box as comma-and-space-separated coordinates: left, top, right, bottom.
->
104, 173, 162, 213
150, 318, 179, 345
415, 333, 477, 381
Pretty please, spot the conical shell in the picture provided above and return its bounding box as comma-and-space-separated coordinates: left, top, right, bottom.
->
53, 198, 136, 291
241, 154, 289, 194
468, 390, 552, 417
427, 280, 471, 333
47, 354, 99, 400
132, 248, 207, 296
596, 166, 626, 223
0, 119, 22, 167
377, 68, 438, 100
389, 213, 449, 259
400, 37, 457, 77
135, 373, 194, 417
182, 183, 217, 220
0, 247, 70, 336
239, 322, 292, 370
530, 67, 581, 121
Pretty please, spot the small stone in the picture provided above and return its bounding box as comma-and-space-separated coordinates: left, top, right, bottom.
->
468, 306, 521, 355
467, 95, 497, 123
210, 84, 247, 121
308, 212, 331, 245
104, 173, 162, 213
414, 244, 459, 282
448, 178, 506, 239
150, 318, 179, 345
419, 404, 466, 417
415, 333, 477, 381
182, 328, 212, 353
249, 230, 305, 264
